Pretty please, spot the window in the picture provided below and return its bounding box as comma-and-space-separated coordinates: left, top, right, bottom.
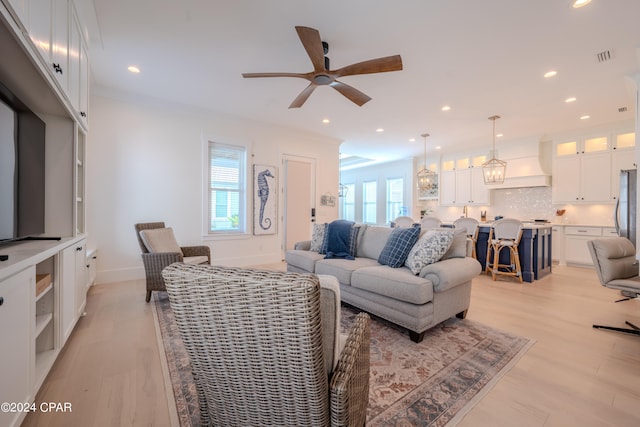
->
386, 177, 404, 222
208, 142, 246, 233
362, 180, 377, 224
341, 183, 355, 221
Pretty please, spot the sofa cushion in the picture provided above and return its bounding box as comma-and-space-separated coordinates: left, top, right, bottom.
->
378, 226, 421, 268
440, 227, 468, 260
356, 226, 393, 259
351, 265, 434, 305
315, 257, 380, 285
285, 250, 325, 273
139, 227, 183, 254
405, 229, 455, 274
310, 223, 327, 252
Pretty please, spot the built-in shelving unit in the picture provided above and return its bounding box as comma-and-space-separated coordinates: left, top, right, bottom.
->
35, 258, 57, 387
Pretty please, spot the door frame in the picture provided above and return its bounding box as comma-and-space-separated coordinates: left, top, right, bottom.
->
282, 154, 316, 258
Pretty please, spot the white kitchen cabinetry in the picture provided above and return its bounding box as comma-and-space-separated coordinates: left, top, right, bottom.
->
552, 136, 611, 203
564, 226, 603, 265
440, 154, 489, 206
611, 131, 636, 199
0, 268, 33, 427
551, 225, 564, 265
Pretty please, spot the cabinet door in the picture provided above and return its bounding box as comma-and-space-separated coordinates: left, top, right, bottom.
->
60, 244, 76, 344
75, 241, 87, 317
440, 170, 456, 206
78, 39, 89, 125
455, 168, 471, 205
565, 236, 594, 265
553, 156, 581, 202
470, 166, 489, 205
67, 8, 81, 113
581, 152, 611, 202
28, 0, 52, 63
611, 149, 637, 200
6, 0, 28, 26
50, 0, 69, 92
0, 268, 33, 427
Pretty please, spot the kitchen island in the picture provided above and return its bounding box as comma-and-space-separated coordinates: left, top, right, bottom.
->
474, 222, 552, 282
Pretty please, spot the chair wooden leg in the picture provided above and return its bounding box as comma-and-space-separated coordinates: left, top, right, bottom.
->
512, 247, 523, 282
146, 290, 152, 303
492, 245, 501, 281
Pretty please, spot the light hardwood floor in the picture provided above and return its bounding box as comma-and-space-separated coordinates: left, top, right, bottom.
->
23, 264, 640, 426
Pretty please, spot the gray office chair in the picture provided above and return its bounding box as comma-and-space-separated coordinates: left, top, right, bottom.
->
587, 237, 640, 336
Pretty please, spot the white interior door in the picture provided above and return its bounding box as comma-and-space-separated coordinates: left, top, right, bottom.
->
284, 157, 314, 252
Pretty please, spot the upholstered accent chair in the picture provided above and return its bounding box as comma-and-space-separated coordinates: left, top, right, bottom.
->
161, 263, 371, 427
486, 218, 523, 282
134, 222, 211, 302
587, 237, 640, 336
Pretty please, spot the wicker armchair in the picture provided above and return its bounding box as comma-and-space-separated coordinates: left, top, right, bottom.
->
134, 222, 211, 302
162, 263, 371, 427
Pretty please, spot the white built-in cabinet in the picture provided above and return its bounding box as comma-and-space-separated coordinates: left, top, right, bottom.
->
5, 0, 90, 129
440, 154, 490, 206
0, 1, 90, 425
552, 130, 636, 204
552, 225, 618, 266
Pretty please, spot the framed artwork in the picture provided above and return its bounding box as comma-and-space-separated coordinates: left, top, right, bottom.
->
253, 164, 277, 235
417, 176, 439, 200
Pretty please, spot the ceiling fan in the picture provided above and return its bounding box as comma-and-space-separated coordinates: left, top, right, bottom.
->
242, 26, 403, 108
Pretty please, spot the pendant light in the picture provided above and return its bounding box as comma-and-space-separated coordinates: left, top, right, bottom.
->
416, 133, 437, 191
482, 115, 507, 184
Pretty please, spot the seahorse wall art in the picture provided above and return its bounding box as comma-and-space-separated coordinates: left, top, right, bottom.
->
253, 164, 277, 235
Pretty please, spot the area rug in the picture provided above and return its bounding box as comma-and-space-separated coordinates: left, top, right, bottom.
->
152, 291, 534, 426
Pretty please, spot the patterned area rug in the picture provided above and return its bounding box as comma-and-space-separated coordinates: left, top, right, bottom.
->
153, 291, 534, 426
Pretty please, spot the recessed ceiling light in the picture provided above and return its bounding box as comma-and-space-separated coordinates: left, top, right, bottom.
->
322, 118, 330, 124
565, 97, 577, 103
128, 66, 140, 73
544, 70, 557, 78
580, 115, 590, 120
441, 105, 451, 111
496, 133, 504, 138
376, 128, 384, 133
435, 146, 441, 150
409, 138, 416, 142
572, 0, 592, 8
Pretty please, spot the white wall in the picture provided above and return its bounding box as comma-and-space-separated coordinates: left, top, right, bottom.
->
87, 91, 340, 284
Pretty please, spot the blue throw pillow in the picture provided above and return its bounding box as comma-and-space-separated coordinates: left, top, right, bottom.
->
378, 226, 421, 268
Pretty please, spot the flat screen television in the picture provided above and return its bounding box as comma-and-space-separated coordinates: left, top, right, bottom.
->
0, 80, 46, 244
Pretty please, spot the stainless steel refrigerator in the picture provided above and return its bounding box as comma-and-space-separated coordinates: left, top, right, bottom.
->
615, 169, 637, 247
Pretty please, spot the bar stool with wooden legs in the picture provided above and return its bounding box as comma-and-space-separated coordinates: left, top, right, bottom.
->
486, 218, 523, 282
453, 217, 479, 259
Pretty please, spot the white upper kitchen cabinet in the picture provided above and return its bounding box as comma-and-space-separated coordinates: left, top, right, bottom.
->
440, 154, 489, 206
611, 131, 636, 200
552, 135, 612, 203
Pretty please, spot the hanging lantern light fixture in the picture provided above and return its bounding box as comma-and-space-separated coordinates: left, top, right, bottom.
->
416, 133, 438, 191
482, 115, 507, 184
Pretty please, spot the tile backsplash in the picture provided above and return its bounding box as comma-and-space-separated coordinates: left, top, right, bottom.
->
419, 186, 616, 226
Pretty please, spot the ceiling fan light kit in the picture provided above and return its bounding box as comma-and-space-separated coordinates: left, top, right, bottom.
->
482, 115, 507, 185
242, 26, 403, 108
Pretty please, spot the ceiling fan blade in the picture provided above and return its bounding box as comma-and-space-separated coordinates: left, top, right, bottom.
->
295, 26, 326, 73
242, 72, 309, 79
289, 83, 317, 109
329, 81, 371, 106
333, 55, 403, 77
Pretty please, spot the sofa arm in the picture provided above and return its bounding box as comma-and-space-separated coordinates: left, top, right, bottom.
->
329, 312, 370, 427
294, 240, 312, 250
419, 257, 482, 293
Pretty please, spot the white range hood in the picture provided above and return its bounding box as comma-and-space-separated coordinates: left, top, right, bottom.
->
484, 138, 552, 189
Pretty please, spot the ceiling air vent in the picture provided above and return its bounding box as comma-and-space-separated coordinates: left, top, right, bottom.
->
619, 106, 628, 113
596, 50, 613, 63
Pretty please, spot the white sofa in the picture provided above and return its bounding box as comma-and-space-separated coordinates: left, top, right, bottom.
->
286, 225, 482, 342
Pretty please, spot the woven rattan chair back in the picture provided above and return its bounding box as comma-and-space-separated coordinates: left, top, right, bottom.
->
392, 216, 416, 228
134, 221, 166, 253
162, 264, 337, 427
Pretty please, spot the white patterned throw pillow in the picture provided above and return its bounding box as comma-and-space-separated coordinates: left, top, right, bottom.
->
405, 229, 455, 274
310, 223, 327, 252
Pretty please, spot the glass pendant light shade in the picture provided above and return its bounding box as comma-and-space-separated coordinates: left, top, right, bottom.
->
417, 133, 437, 191
482, 115, 507, 184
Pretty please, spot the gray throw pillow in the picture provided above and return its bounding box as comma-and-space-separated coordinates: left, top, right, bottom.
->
310, 223, 327, 252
